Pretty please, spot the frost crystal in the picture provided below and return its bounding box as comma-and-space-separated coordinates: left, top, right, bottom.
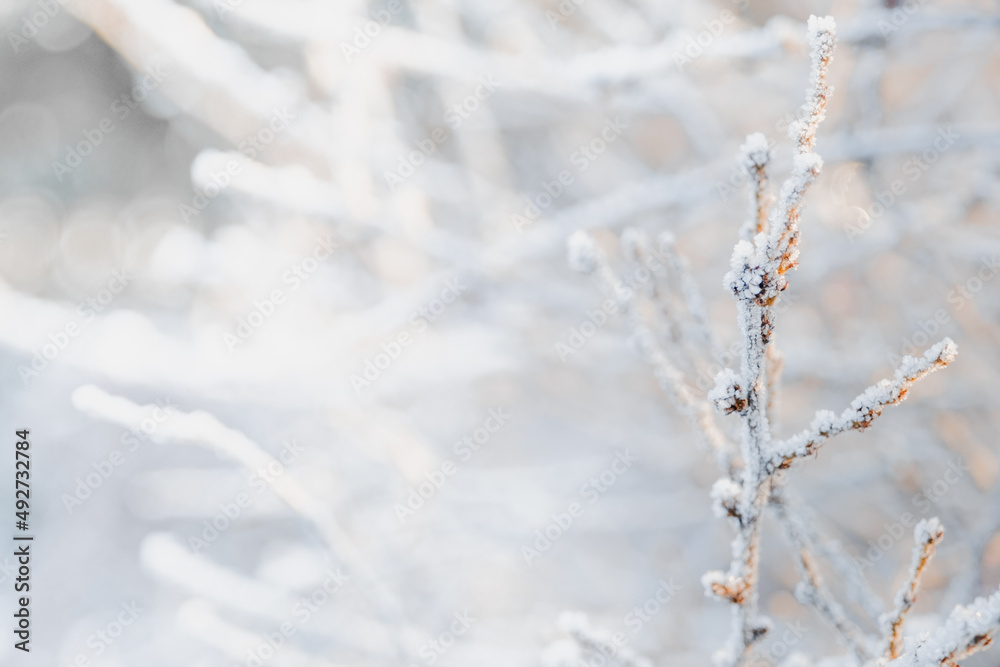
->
711, 477, 742, 518
739, 132, 772, 174
709, 369, 746, 414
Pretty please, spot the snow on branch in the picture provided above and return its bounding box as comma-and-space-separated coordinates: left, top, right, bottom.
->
738, 133, 774, 242
880, 518, 946, 661
71, 385, 404, 625
768, 339, 958, 470
790, 15, 837, 155
887, 587, 1000, 666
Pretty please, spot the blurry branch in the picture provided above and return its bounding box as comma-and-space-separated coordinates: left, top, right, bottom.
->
567, 230, 737, 477
772, 488, 873, 664
68, 0, 334, 169
558, 612, 654, 667
777, 488, 886, 624
70, 385, 407, 634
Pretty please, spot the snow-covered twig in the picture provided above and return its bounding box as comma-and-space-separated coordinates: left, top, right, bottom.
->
880, 518, 945, 661
738, 133, 774, 242
769, 339, 958, 470
886, 588, 1000, 666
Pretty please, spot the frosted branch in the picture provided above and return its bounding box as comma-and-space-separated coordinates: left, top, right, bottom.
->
790, 16, 837, 154
738, 133, 774, 242
769, 339, 958, 469
880, 518, 946, 661
886, 588, 1000, 666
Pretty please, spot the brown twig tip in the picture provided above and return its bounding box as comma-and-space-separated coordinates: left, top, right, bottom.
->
702, 570, 748, 604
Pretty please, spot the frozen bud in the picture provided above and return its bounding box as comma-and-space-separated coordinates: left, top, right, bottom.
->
915, 517, 944, 545
739, 132, 772, 174
806, 15, 837, 54
567, 231, 599, 274
701, 570, 728, 597
710, 477, 742, 518
709, 369, 747, 414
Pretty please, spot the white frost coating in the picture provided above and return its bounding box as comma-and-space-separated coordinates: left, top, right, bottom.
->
723, 238, 766, 301
789, 16, 836, 152
567, 230, 599, 274
711, 478, 743, 519
914, 517, 944, 545
709, 368, 746, 415
769, 338, 958, 466
886, 589, 1000, 666
739, 133, 772, 173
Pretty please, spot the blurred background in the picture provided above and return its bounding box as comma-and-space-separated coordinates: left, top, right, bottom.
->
0, 0, 999, 665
